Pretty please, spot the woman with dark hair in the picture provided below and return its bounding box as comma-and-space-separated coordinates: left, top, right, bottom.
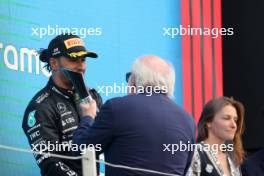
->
187, 97, 245, 176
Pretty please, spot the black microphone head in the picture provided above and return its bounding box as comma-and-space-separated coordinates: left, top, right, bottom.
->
61, 68, 89, 99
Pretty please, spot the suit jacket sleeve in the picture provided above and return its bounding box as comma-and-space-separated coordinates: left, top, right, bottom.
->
73, 100, 114, 155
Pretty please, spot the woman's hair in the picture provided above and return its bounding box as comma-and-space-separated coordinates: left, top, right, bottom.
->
197, 96, 245, 165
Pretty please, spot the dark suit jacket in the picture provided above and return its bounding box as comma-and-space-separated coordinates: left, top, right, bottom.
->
73, 93, 196, 176
241, 148, 264, 176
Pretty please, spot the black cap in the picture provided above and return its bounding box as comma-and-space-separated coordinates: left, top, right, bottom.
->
39, 33, 98, 62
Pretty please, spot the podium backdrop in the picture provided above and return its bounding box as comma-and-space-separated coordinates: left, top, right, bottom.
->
0, 0, 222, 175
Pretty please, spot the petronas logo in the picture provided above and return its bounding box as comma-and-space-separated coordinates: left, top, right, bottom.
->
27, 110, 36, 127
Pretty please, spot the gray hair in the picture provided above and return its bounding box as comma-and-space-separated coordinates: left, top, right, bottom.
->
131, 56, 175, 97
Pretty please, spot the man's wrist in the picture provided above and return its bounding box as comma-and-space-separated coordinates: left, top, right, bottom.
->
82, 113, 95, 119
81, 116, 94, 126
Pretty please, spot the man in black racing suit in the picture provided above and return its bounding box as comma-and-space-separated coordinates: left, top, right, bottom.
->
22, 33, 102, 176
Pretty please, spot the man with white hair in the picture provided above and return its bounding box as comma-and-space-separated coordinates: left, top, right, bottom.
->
73, 55, 196, 176
126, 55, 175, 97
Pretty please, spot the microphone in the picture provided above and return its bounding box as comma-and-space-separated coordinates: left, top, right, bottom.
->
61, 68, 93, 104
61, 68, 99, 115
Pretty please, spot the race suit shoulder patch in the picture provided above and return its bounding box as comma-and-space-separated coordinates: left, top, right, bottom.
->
28, 110, 36, 127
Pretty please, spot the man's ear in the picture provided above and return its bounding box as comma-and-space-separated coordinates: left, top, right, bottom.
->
50, 58, 59, 71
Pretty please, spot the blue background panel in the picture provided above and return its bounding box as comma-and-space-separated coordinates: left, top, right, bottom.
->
0, 0, 182, 175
